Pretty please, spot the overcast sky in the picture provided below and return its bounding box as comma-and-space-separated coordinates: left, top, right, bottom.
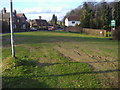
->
0, 0, 117, 21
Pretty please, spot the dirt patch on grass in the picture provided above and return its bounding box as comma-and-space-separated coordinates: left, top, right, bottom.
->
2, 36, 26, 47
55, 44, 119, 88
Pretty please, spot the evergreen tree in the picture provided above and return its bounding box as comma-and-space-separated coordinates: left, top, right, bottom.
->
114, 2, 120, 27
94, 5, 100, 29
51, 14, 57, 26
80, 2, 95, 28
100, 2, 111, 29
89, 10, 95, 28
64, 2, 118, 29
80, 2, 90, 28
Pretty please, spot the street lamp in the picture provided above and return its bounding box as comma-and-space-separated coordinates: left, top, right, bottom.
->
10, 0, 15, 57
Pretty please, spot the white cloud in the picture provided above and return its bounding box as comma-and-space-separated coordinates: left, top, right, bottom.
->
22, 5, 72, 21
23, 7, 42, 14
25, 12, 66, 21
23, 6, 71, 14
5, 0, 81, 3
24, 6, 69, 21
3, 0, 119, 3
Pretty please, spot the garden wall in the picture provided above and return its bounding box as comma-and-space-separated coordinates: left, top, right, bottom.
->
64, 26, 83, 33
112, 27, 120, 40
64, 26, 107, 37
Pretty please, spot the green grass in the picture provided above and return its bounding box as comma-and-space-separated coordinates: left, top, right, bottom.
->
2, 57, 100, 88
2, 31, 118, 88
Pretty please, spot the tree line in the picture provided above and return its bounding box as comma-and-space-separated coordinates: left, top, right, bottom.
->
64, 2, 120, 30
49, 14, 63, 28
49, 14, 57, 26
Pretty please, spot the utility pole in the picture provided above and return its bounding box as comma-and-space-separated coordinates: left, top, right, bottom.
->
1, 10, 3, 26
1, 10, 3, 34
10, 0, 15, 57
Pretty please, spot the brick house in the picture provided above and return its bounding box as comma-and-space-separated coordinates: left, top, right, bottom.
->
0, 8, 30, 33
29, 16, 50, 30
15, 13, 30, 31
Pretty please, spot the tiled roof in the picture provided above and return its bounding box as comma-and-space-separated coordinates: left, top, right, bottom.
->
34, 19, 49, 26
67, 16, 80, 21
16, 13, 27, 19
16, 13, 24, 17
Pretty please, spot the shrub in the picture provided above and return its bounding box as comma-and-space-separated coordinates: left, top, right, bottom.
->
82, 28, 106, 37
112, 27, 120, 40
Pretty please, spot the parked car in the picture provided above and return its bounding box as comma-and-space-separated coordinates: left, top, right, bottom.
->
48, 26, 55, 30
30, 27, 37, 31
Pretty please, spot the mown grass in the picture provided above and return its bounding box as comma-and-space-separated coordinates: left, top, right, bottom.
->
2, 31, 118, 88
3, 57, 101, 88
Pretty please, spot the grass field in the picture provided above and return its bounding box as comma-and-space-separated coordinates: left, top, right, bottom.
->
2, 31, 119, 88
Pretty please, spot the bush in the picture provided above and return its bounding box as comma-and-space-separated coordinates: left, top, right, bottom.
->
82, 28, 106, 37
112, 27, 120, 40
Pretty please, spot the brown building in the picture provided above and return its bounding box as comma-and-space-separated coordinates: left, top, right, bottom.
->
0, 8, 30, 33
29, 16, 50, 30
15, 13, 30, 30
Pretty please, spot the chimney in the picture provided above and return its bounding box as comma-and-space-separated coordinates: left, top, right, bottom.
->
14, 10, 17, 14
3, 8, 6, 14
39, 16, 41, 20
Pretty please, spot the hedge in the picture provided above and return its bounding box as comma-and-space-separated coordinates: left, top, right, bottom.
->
82, 28, 107, 37
64, 26, 107, 37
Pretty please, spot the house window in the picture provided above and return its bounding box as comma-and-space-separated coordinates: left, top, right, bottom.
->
72, 21, 75, 24
22, 24, 26, 29
13, 24, 16, 29
17, 19, 20, 23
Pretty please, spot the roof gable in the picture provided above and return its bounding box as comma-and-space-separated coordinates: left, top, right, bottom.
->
16, 13, 24, 17
34, 19, 49, 26
16, 13, 27, 19
67, 16, 80, 21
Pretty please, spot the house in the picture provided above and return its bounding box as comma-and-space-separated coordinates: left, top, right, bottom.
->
15, 13, 30, 30
29, 16, 50, 30
65, 16, 80, 27
0, 8, 13, 32
0, 8, 29, 33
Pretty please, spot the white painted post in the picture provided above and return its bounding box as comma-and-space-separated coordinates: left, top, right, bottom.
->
10, 0, 15, 57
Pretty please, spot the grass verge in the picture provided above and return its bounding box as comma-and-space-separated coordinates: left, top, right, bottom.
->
2, 31, 118, 88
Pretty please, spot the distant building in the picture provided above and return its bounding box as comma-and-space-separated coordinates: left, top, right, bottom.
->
29, 16, 50, 30
65, 16, 80, 27
15, 13, 30, 30
0, 8, 30, 33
